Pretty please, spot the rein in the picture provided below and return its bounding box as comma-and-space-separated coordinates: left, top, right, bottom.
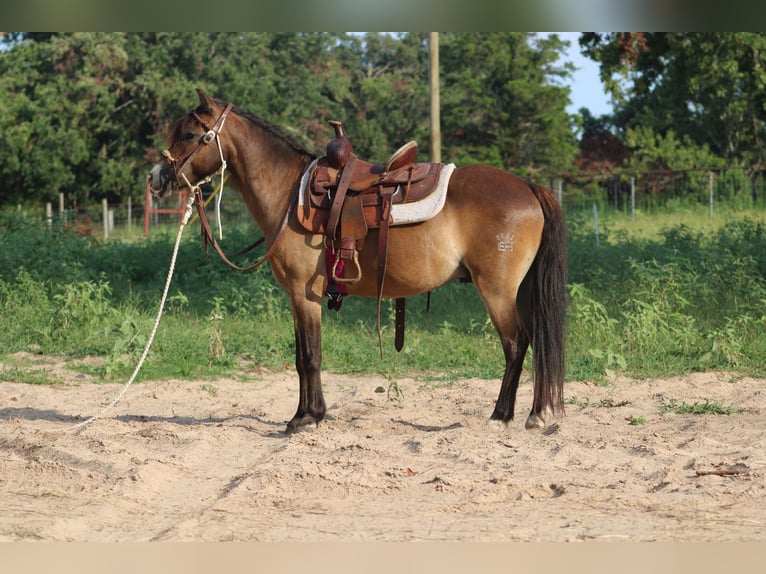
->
193, 186, 297, 271
164, 102, 296, 272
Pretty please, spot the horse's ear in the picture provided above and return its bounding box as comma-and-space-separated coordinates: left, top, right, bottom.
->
196, 88, 217, 112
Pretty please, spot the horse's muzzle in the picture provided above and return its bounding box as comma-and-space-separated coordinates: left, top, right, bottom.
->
147, 162, 175, 198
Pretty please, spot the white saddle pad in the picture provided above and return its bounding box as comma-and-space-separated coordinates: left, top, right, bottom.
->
299, 160, 456, 226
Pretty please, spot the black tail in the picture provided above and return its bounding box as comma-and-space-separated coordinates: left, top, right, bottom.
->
527, 183, 567, 415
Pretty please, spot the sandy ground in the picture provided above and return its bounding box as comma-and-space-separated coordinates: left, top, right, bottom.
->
1, 352, 764, 542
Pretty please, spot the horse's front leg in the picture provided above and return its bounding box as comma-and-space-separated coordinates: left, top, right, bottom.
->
286, 298, 326, 433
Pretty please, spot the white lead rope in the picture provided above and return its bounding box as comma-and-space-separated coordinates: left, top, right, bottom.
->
68, 193, 196, 433
214, 133, 227, 241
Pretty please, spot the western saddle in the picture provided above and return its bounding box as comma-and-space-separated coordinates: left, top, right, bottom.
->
298, 120, 449, 354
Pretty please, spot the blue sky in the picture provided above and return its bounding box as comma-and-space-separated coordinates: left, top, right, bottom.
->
552, 31, 612, 117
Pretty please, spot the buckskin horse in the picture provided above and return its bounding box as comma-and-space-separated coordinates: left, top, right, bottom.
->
148, 89, 567, 433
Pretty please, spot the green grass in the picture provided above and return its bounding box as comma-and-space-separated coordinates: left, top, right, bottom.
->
200, 383, 219, 397
2, 202, 766, 386
0, 365, 65, 385
595, 201, 766, 243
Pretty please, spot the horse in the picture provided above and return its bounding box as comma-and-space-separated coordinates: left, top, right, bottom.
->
148, 89, 567, 434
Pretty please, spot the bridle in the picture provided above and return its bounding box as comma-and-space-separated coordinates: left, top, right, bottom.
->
162, 102, 234, 192
160, 102, 296, 272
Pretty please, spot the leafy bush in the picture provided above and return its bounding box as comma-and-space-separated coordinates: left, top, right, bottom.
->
3, 206, 766, 382
567, 210, 766, 378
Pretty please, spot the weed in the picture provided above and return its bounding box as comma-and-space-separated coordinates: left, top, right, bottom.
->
207, 297, 227, 366
621, 259, 699, 358
167, 290, 190, 314
658, 397, 736, 415
201, 384, 218, 397
567, 284, 625, 381
565, 396, 631, 409
387, 379, 405, 403
700, 314, 759, 369
104, 317, 148, 377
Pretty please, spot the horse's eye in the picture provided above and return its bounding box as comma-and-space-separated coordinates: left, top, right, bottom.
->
184, 132, 199, 142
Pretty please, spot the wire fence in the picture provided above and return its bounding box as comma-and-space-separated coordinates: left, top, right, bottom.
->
549, 167, 766, 215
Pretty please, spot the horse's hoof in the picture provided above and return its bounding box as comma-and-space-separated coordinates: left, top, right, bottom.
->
524, 407, 553, 430
285, 414, 321, 434
524, 412, 546, 429
486, 418, 510, 431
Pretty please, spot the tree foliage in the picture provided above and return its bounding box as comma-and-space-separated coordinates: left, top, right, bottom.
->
580, 32, 766, 172
440, 32, 577, 176
3, 32, 766, 211
0, 32, 578, 209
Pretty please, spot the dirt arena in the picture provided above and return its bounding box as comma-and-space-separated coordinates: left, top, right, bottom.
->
1, 352, 764, 542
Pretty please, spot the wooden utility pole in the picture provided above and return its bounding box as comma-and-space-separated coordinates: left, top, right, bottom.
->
429, 32, 441, 163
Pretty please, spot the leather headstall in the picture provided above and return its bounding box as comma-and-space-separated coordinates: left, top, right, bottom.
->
164, 101, 296, 273
164, 102, 234, 190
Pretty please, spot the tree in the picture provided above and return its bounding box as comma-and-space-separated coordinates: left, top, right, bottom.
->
438, 32, 578, 178
580, 32, 766, 170
0, 33, 277, 206
342, 32, 430, 163
0, 33, 134, 205
574, 109, 630, 175
0, 32, 582, 210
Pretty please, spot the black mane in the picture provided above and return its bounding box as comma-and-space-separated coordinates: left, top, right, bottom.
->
231, 104, 317, 161
167, 96, 317, 161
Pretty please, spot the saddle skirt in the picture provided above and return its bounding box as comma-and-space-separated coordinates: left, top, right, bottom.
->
297, 158, 456, 234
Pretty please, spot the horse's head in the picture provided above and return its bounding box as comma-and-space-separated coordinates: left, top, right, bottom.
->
147, 89, 233, 198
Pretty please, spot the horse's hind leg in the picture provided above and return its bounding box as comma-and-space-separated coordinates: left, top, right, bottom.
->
515, 284, 552, 430
485, 305, 549, 429
473, 275, 530, 428
488, 326, 529, 427
477, 267, 551, 429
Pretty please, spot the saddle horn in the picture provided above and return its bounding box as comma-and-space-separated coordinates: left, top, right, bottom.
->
326, 120, 352, 169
